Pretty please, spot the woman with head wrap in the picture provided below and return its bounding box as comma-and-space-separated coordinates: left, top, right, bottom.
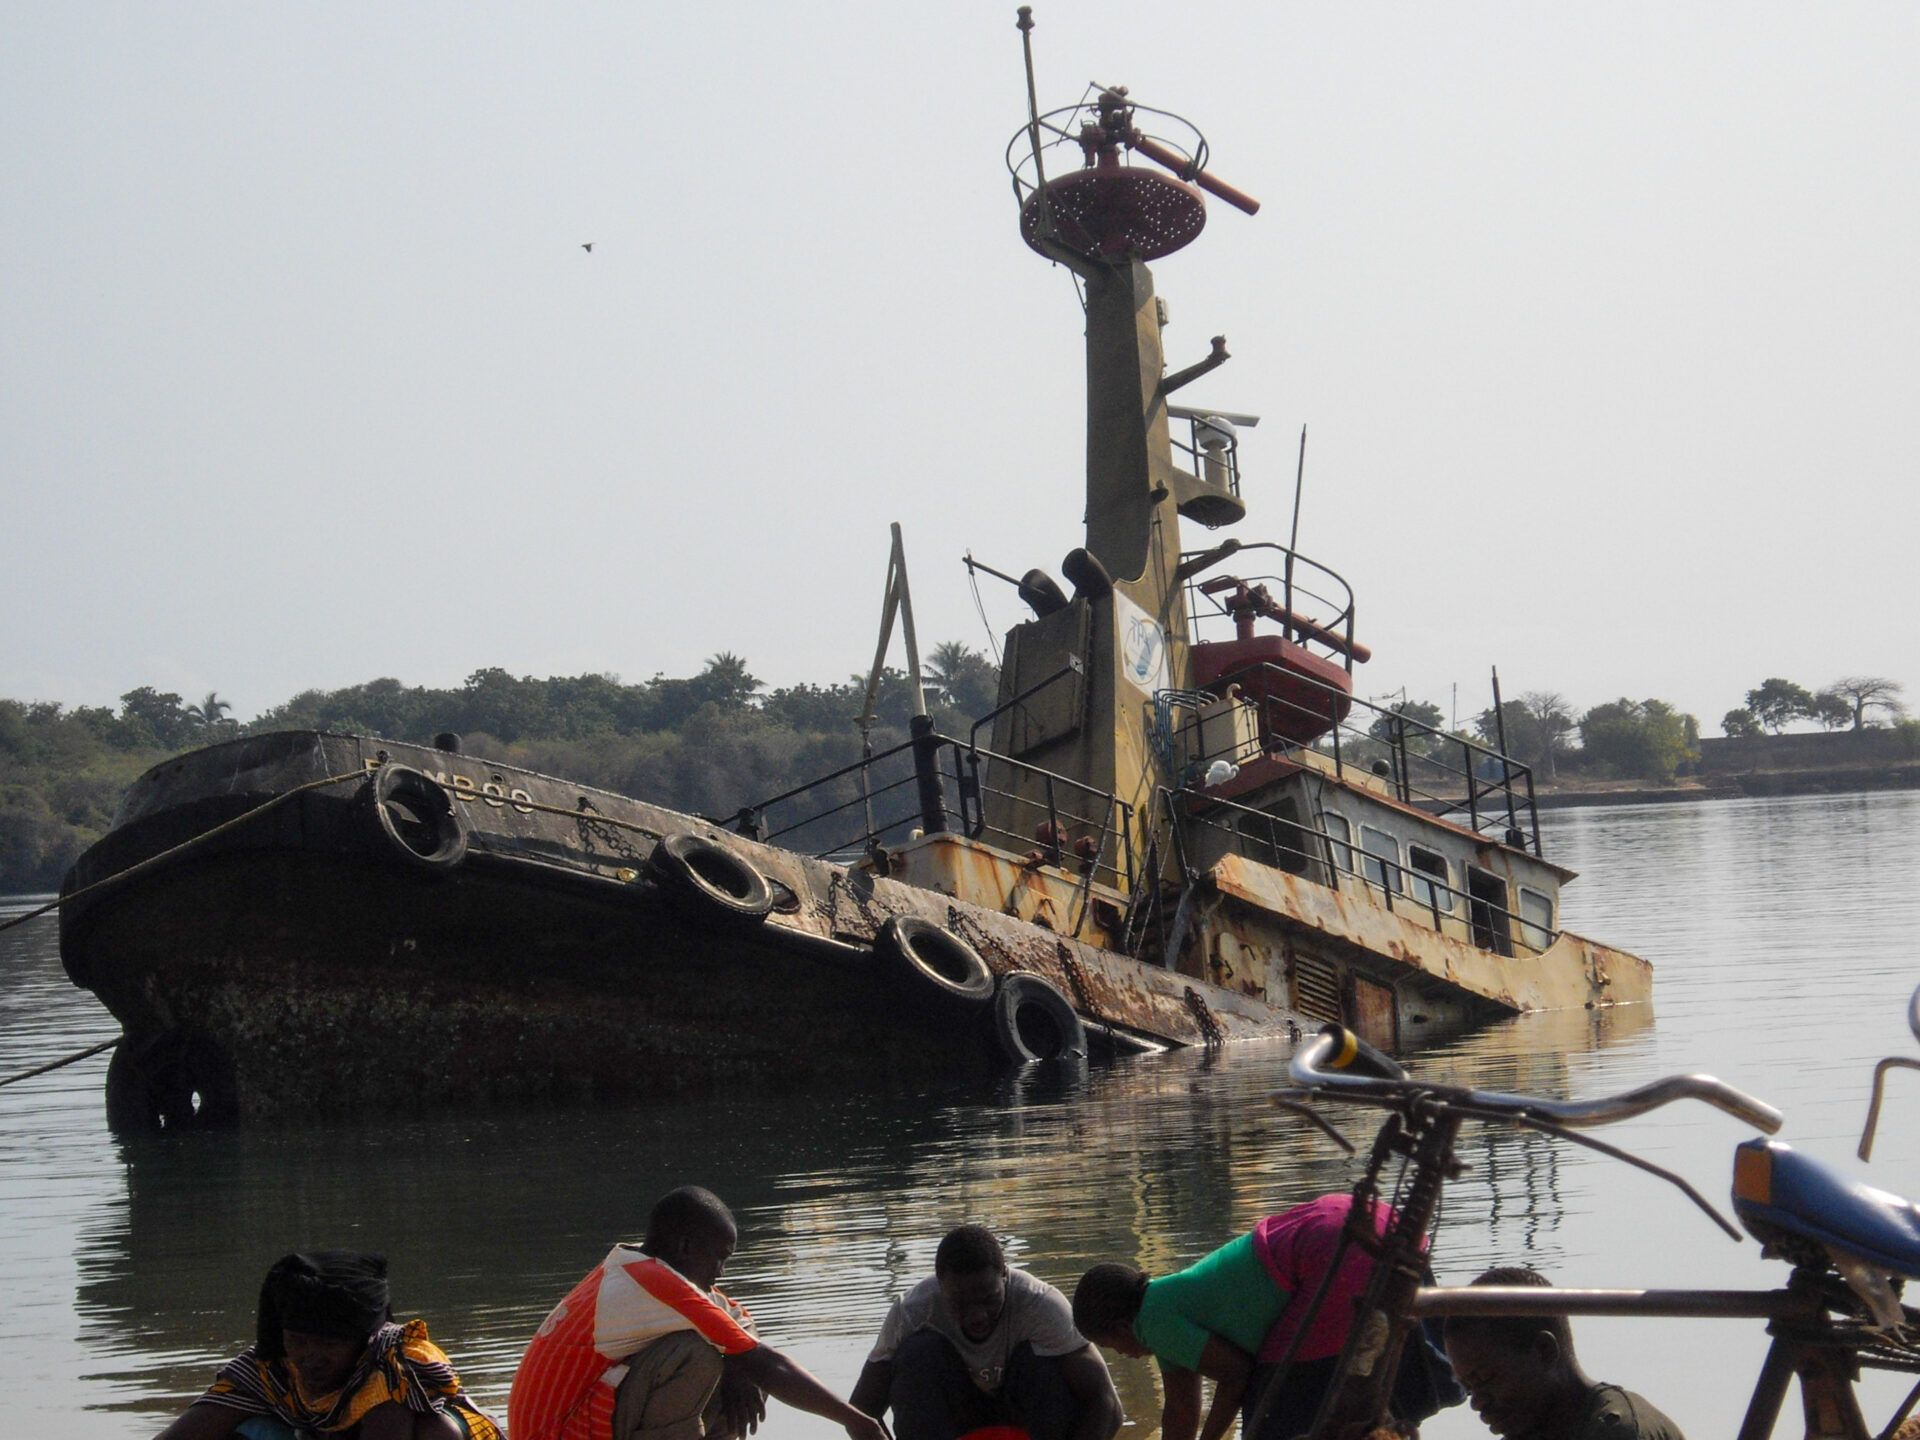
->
151, 1250, 501, 1440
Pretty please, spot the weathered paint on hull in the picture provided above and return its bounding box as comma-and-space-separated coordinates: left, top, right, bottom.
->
1206, 852, 1652, 1017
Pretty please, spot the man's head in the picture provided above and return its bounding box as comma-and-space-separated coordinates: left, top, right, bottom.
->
644, 1186, 739, 1291
1442, 1267, 1581, 1440
935, 1225, 1009, 1344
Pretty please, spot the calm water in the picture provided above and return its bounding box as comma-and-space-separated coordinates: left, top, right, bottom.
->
4, 792, 1919, 1439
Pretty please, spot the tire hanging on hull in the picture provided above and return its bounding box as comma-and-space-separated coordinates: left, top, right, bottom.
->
363, 765, 469, 871
990, 973, 1088, 1062
104, 1033, 238, 1133
875, 916, 995, 1009
649, 833, 775, 921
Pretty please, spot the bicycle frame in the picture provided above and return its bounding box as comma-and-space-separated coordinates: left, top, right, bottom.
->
1268, 1025, 1920, 1440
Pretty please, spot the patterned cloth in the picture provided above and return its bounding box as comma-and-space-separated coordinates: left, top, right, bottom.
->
198, 1318, 501, 1437
511, 1247, 760, 1440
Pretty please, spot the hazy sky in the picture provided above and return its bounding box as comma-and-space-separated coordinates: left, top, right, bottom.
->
5, 3, 1915, 733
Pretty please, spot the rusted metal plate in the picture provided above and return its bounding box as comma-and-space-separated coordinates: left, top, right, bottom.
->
1350, 975, 1398, 1050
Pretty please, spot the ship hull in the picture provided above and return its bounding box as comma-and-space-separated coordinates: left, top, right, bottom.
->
60, 731, 1303, 1126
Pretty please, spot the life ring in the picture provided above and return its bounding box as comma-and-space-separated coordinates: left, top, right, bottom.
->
991, 973, 1088, 1062
875, 916, 995, 1007
364, 765, 468, 871
649, 833, 774, 921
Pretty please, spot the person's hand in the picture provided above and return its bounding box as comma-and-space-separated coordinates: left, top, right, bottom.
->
719, 1368, 767, 1438
843, 1408, 893, 1440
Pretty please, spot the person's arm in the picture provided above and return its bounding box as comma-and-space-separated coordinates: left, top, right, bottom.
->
849, 1358, 893, 1420
1057, 1343, 1123, 1440
1191, 1335, 1254, 1440
719, 1359, 770, 1438
733, 1344, 892, 1440
152, 1405, 246, 1440
1159, 1362, 1205, 1440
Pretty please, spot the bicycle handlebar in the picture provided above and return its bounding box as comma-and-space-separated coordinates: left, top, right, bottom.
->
1288, 1026, 1783, 1134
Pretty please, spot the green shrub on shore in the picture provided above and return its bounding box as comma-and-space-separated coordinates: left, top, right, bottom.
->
0, 702, 175, 892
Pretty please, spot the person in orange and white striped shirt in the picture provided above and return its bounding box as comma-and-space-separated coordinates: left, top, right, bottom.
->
510, 1186, 892, 1440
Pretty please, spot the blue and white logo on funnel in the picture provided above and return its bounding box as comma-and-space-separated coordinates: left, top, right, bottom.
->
1115, 592, 1169, 696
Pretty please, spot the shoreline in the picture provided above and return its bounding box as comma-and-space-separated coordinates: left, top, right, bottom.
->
1536, 763, 1920, 809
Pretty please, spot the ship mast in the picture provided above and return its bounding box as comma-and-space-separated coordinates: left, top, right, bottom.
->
995, 10, 1261, 887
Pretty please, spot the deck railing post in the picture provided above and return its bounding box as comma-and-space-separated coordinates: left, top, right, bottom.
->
1044, 774, 1062, 864
909, 714, 950, 836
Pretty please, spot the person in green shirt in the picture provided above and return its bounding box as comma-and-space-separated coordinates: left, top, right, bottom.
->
1072, 1237, 1264, 1440
1073, 1196, 1459, 1440
1442, 1267, 1685, 1440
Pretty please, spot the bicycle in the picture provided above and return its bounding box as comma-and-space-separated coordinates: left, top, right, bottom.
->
1259, 1005, 1920, 1440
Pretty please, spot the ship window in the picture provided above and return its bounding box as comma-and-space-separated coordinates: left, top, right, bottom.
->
1406, 846, 1453, 915
1467, 867, 1512, 956
1518, 887, 1556, 952
1360, 826, 1400, 894
1321, 812, 1353, 876
1238, 798, 1309, 875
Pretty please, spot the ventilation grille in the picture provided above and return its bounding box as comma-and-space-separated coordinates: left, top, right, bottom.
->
1292, 953, 1341, 1024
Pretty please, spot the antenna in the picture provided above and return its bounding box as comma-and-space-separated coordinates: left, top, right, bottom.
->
1283, 424, 1306, 617
1015, 8, 1056, 244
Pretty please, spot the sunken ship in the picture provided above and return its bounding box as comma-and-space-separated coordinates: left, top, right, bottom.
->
60, 26, 1650, 1128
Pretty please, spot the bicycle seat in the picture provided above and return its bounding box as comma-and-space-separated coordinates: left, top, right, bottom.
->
1733, 1139, 1920, 1277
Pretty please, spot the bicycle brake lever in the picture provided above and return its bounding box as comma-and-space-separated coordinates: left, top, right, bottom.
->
1270, 1093, 1358, 1154
1858, 1057, 1920, 1161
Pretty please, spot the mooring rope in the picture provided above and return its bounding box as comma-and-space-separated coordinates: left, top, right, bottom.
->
0, 769, 370, 937
0, 1037, 118, 1089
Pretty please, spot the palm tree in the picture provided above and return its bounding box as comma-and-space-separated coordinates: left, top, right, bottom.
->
923, 642, 1000, 719
184, 691, 234, 732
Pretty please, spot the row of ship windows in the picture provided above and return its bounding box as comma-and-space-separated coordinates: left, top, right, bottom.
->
1321, 812, 1555, 955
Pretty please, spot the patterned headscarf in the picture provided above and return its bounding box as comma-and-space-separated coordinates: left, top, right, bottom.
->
193, 1251, 501, 1438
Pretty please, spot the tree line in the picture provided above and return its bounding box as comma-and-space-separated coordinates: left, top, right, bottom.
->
1366, 693, 1701, 788
1369, 673, 1909, 792
2, 652, 1907, 894
1721, 676, 1907, 737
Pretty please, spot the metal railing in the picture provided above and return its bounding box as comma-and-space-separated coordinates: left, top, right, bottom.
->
733, 732, 1135, 894
1180, 542, 1361, 674
1174, 661, 1542, 856
1168, 413, 1242, 505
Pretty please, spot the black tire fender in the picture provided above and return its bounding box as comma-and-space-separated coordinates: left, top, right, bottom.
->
991, 972, 1088, 1062
650, 832, 774, 921
105, 1033, 238, 1132
875, 916, 995, 1007
364, 765, 468, 871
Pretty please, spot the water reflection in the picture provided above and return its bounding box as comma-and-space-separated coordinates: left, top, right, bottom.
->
61, 994, 1642, 1434
7, 793, 1920, 1440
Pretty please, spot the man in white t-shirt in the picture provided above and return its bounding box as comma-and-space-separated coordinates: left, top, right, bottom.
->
850, 1225, 1120, 1440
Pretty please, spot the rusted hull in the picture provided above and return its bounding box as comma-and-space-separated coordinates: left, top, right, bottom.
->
1203, 853, 1652, 1048
59, 732, 1302, 1123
